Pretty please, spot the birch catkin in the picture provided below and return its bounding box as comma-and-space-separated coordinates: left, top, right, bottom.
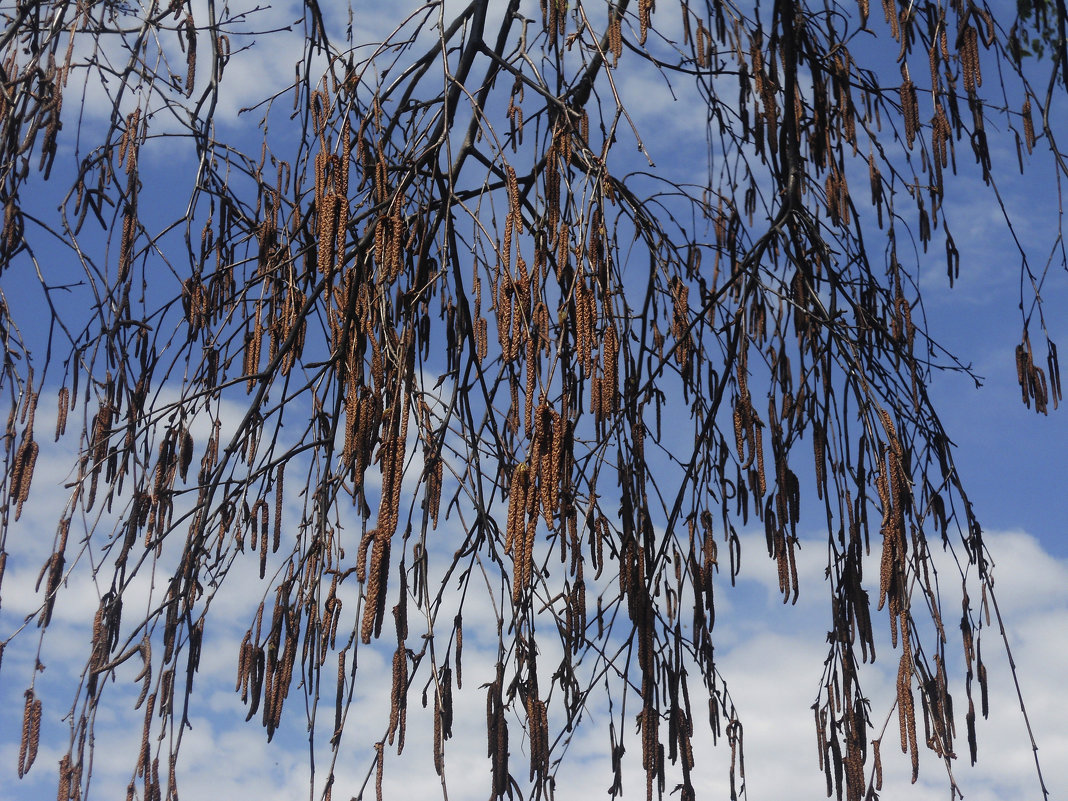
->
899, 69, 919, 149
17, 689, 41, 777
55, 386, 69, 440
183, 14, 197, 95
12, 433, 38, 520
1023, 98, 1036, 153
609, 8, 623, 65
961, 26, 980, 93
602, 326, 619, 414
388, 644, 407, 749
639, 0, 652, 44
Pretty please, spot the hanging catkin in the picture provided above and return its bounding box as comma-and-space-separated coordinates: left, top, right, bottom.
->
17, 689, 40, 777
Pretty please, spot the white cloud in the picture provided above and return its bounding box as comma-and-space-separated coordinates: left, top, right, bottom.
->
4, 494, 1064, 801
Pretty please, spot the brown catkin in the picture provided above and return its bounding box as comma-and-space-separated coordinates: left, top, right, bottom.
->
671, 278, 690, 356
361, 541, 382, 643
610, 9, 623, 65
433, 700, 444, 776
508, 490, 525, 598
475, 316, 487, 362
733, 401, 747, 464
137, 694, 155, 777
555, 218, 569, 277
812, 419, 828, 499
13, 435, 38, 520
539, 408, 558, 526
388, 645, 407, 749
528, 696, 548, 781
388, 204, 404, 280
273, 466, 283, 552
236, 632, 251, 693
118, 206, 135, 282
932, 104, 950, 170
898, 638, 919, 779
338, 118, 351, 196
55, 386, 69, 440
183, 14, 196, 95
882, 0, 899, 37
373, 212, 386, 271
454, 615, 464, 688
426, 454, 443, 528
318, 192, 340, 276
525, 330, 537, 436
603, 325, 620, 410
356, 529, 374, 583
58, 753, 72, 800
374, 742, 384, 801
961, 26, 980, 93
259, 502, 269, 579
513, 483, 538, 603
1015, 342, 1030, 401
927, 37, 942, 95
279, 633, 297, 729
1022, 98, 1035, 153
574, 281, 591, 375
244, 303, 263, 392
361, 531, 392, 644
550, 409, 564, 511
506, 166, 520, 228
497, 274, 514, 359
754, 416, 766, 496
507, 77, 524, 146
18, 689, 37, 777
900, 70, 919, 149
119, 108, 135, 169
516, 256, 531, 325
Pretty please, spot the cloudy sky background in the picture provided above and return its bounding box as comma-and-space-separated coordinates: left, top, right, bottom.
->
1, 0, 1066, 799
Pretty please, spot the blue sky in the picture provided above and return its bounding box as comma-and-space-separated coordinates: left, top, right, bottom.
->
1, 1, 1066, 800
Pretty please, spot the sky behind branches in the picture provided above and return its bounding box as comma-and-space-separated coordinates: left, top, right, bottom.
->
1, 0, 1066, 799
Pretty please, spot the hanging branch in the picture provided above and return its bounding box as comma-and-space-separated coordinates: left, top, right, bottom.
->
0, 2, 1063, 801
